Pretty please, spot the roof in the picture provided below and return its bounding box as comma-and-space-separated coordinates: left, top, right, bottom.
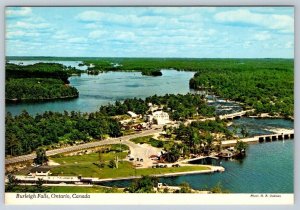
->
30, 167, 51, 173
127, 111, 138, 117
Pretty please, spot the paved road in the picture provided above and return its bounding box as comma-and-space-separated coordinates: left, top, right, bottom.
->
5, 128, 162, 165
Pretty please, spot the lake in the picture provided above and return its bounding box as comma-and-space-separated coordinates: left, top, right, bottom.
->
101, 139, 294, 193
6, 69, 195, 115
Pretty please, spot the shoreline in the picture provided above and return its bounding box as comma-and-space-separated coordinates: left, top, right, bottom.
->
11, 165, 225, 184
6, 94, 79, 103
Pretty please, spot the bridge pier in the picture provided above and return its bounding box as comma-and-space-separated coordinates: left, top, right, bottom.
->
259, 137, 265, 143
265, 136, 271, 142
272, 136, 277, 141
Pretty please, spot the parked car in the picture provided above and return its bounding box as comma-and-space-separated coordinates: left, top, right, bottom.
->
140, 159, 143, 162
129, 158, 134, 161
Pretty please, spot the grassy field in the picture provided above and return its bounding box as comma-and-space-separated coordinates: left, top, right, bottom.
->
48, 185, 122, 193
130, 135, 174, 149
50, 151, 210, 178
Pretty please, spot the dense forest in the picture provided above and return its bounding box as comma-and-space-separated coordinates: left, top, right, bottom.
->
5, 63, 80, 101
99, 93, 215, 120
5, 111, 122, 157
6, 78, 78, 101
189, 61, 293, 117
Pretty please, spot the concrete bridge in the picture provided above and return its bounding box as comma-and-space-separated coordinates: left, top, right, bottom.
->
185, 109, 255, 125
257, 131, 294, 143
219, 109, 255, 120
221, 130, 294, 146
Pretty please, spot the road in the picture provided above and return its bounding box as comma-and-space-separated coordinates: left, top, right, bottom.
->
5, 127, 163, 165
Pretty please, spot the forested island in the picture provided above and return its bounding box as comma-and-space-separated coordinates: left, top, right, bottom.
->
5, 63, 80, 101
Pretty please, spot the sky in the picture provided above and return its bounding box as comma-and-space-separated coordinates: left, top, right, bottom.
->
5, 7, 294, 58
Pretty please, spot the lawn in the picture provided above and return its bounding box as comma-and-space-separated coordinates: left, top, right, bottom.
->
50, 151, 210, 178
48, 185, 122, 193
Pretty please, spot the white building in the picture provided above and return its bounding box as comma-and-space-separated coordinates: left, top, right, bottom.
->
29, 167, 51, 176
127, 111, 138, 118
152, 111, 170, 125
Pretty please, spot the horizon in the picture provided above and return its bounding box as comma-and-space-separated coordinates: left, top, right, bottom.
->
6, 56, 294, 60
6, 7, 294, 58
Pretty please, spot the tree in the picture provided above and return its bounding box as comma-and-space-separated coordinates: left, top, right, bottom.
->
35, 178, 48, 192
97, 151, 105, 168
179, 182, 192, 193
34, 148, 48, 165
6, 174, 19, 191
211, 182, 230, 193
127, 176, 158, 193
235, 140, 248, 157
108, 159, 116, 168
241, 126, 249, 137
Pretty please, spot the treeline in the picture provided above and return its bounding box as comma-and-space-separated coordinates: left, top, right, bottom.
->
6, 63, 81, 83
189, 61, 294, 117
6, 78, 78, 101
5, 111, 122, 157
6, 63, 80, 102
82, 57, 292, 72
99, 94, 215, 120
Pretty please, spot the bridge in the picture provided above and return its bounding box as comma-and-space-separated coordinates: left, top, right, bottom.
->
219, 109, 255, 120
221, 130, 294, 146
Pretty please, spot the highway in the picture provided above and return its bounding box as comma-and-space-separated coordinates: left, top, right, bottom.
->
5, 127, 162, 165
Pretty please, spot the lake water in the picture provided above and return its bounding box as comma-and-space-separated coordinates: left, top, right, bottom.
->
229, 117, 294, 137
5, 60, 294, 193
101, 117, 294, 193
102, 140, 294, 193
6, 70, 195, 115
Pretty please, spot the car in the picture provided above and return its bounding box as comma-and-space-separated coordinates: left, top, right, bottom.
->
159, 165, 164, 168
163, 165, 167, 168
129, 158, 134, 161
140, 159, 143, 162
136, 158, 139, 161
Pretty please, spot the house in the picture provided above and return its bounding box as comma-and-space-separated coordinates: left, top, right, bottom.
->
127, 111, 138, 118
29, 167, 52, 176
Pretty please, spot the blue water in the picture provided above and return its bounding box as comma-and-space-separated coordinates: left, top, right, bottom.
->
5, 60, 294, 193
229, 117, 294, 137
6, 70, 195, 115
102, 140, 294, 193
